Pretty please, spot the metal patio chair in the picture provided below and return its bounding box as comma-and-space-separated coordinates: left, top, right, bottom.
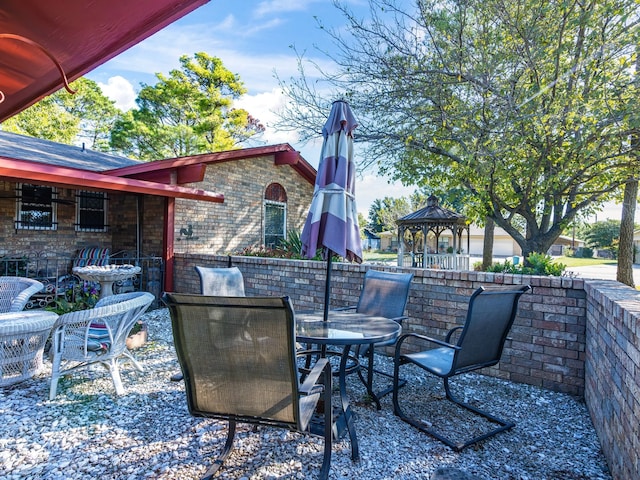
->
194, 265, 245, 296
163, 293, 333, 480
0, 276, 44, 313
338, 269, 413, 408
392, 285, 531, 451
169, 265, 247, 383
49, 291, 154, 399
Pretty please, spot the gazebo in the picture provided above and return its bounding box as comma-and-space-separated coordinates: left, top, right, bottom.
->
396, 195, 471, 270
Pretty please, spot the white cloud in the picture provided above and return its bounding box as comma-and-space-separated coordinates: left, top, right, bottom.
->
98, 76, 137, 111
254, 0, 319, 17
356, 174, 415, 216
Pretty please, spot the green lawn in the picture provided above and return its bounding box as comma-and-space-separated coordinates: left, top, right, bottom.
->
362, 250, 616, 268
362, 251, 397, 263
554, 256, 617, 267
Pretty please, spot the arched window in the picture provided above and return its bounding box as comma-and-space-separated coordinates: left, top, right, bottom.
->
264, 183, 287, 248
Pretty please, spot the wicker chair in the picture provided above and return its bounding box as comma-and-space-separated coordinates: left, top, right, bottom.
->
163, 293, 333, 480
337, 269, 413, 408
0, 276, 44, 313
392, 285, 531, 451
49, 291, 154, 399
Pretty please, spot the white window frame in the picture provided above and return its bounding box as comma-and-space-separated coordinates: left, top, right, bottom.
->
264, 200, 287, 249
16, 183, 57, 230
76, 190, 108, 232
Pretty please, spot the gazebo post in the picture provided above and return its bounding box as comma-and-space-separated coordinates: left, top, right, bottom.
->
397, 226, 404, 266
422, 225, 427, 268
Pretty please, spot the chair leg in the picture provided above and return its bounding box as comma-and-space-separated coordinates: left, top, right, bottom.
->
108, 360, 125, 395
201, 420, 236, 480
441, 377, 515, 450
393, 367, 514, 451
49, 352, 62, 400
121, 350, 144, 372
319, 361, 332, 480
355, 345, 406, 410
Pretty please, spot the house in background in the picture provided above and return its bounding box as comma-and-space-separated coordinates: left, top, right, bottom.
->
361, 229, 381, 250
379, 224, 582, 259
0, 130, 315, 293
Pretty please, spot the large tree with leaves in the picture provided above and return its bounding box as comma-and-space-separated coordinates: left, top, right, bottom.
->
1, 78, 119, 150
110, 52, 264, 160
277, 0, 640, 260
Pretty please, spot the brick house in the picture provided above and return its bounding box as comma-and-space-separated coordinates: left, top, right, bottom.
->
0, 130, 315, 293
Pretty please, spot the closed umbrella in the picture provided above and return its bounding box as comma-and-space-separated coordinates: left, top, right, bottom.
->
301, 100, 363, 321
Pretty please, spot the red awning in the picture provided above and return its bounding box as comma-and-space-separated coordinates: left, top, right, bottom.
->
0, 0, 210, 123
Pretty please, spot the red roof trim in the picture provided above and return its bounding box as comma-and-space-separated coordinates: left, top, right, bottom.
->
0, 157, 224, 202
106, 144, 317, 185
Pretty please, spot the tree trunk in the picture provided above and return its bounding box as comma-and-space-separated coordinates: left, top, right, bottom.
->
482, 217, 495, 270
617, 180, 637, 287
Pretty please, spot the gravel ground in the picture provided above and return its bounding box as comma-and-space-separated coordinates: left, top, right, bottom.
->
0, 308, 611, 480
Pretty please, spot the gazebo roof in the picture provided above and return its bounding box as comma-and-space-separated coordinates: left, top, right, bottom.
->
397, 195, 467, 225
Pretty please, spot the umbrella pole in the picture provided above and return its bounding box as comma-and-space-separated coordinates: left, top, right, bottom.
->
323, 250, 333, 322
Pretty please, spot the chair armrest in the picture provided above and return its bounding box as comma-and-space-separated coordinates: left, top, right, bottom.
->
444, 325, 463, 343
395, 332, 461, 353
299, 357, 330, 396
332, 305, 357, 312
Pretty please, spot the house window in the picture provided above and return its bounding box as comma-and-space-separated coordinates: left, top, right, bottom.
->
264, 183, 287, 248
76, 191, 108, 232
16, 184, 57, 230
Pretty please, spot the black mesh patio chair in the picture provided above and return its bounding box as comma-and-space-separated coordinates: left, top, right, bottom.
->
163, 293, 333, 480
392, 285, 531, 451
338, 269, 413, 407
194, 265, 245, 296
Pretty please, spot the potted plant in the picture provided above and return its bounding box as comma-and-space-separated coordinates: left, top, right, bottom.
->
126, 320, 148, 349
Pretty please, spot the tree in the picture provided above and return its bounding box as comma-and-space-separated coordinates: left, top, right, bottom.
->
368, 194, 428, 233
584, 220, 621, 255
276, 0, 640, 262
617, 180, 637, 285
1, 78, 118, 149
617, 49, 640, 287
110, 52, 264, 160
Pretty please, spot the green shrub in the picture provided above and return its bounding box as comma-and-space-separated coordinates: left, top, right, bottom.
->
234, 230, 324, 260
485, 253, 566, 276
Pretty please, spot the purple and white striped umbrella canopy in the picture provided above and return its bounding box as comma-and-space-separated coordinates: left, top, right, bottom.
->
301, 100, 363, 263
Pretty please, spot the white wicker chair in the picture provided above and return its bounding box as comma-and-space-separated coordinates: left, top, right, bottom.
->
49, 291, 154, 399
0, 276, 44, 313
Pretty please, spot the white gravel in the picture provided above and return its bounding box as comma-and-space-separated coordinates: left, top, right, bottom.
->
0, 308, 611, 480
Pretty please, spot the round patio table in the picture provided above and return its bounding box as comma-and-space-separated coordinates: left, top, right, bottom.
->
296, 311, 401, 462
0, 310, 58, 386
73, 265, 141, 299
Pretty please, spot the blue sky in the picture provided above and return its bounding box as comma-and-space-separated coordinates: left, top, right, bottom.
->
87, 0, 626, 221
87, 0, 415, 215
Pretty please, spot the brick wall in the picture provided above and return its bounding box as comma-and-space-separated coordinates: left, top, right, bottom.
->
584, 281, 640, 480
173, 155, 314, 255
174, 253, 638, 479
174, 253, 587, 395
0, 182, 127, 258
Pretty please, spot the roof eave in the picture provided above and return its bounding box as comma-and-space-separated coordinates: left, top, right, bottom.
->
105, 144, 317, 185
0, 157, 224, 202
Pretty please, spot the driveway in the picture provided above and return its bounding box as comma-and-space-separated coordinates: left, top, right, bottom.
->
565, 262, 640, 285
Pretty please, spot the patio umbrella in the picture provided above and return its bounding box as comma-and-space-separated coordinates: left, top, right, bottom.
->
301, 100, 363, 321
